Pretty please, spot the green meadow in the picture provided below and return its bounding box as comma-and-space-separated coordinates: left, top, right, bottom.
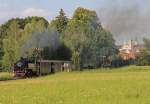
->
0, 66, 150, 104
0, 72, 14, 81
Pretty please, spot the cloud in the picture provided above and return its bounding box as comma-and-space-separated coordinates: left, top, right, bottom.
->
22, 8, 49, 17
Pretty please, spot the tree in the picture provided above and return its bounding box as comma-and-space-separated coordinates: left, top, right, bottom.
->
19, 19, 47, 57
1, 16, 49, 69
91, 29, 117, 67
2, 21, 21, 69
0, 17, 49, 67
50, 9, 68, 33
73, 7, 101, 29
136, 51, 150, 66
143, 38, 150, 51
136, 38, 150, 66
63, 7, 117, 69
72, 51, 81, 70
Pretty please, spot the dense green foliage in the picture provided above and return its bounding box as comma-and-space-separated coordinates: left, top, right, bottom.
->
0, 17, 48, 49
136, 50, 150, 66
0, 7, 125, 70
0, 17, 49, 68
50, 9, 68, 34
1, 17, 49, 69
63, 7, 117, 69
136, 38, 150, 66
2, 21, 21, 68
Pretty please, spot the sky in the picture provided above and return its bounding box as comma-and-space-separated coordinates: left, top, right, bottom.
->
0, 0, 150, 44
0, 0, 104, 24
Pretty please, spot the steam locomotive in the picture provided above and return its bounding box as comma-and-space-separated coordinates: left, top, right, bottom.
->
13, 48, 71, 78
14, 57, 71, 78
14, 57, 40, 77
14, 58, 54, 77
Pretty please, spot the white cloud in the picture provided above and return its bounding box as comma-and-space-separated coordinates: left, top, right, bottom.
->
22, 8, 49, 17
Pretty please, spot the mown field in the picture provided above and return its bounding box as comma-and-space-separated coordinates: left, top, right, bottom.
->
0, 66, 150, 104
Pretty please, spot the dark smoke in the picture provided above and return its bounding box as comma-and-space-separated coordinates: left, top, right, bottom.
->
98, 0, 150, 44
21, 29, 60, 57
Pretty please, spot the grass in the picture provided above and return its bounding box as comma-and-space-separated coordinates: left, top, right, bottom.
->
0, 72, 14, 81
0, 66, 150, 104
83, 65, 150, 73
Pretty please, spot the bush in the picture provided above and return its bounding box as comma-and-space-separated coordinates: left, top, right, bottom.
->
136, 51, 150, 66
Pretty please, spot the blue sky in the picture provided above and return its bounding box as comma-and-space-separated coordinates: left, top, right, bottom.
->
0, 0, 106, 24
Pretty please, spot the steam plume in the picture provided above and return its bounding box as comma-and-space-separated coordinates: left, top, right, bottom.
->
99, 0, 150, 44
21, 29, 60, 56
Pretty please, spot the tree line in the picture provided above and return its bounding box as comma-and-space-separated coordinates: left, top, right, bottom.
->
0, 7, 149, 71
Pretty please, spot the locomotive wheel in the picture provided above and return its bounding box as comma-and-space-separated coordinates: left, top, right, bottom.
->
25, 69, 33, 77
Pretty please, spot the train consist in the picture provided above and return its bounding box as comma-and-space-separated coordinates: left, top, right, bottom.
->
14, 58, 71, 77
13, 48, 72, 78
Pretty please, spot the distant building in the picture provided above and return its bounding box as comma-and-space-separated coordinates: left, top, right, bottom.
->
119, 40, 142, 60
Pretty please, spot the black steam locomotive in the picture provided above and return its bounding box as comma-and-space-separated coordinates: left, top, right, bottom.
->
13, 48, 71, 78
14, 57, 40, 77
13, 57, 71, 78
